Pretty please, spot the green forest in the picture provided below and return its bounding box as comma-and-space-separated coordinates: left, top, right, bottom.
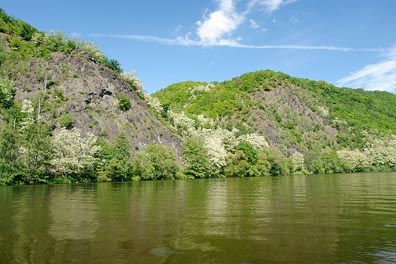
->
1, 8, 396, 186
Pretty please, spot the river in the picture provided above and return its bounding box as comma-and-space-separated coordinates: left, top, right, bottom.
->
0, 173, 395, 263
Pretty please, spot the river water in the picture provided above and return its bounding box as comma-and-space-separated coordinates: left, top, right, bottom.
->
0, 173, 395, 263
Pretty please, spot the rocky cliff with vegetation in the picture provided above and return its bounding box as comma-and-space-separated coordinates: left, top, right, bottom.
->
152, 71, 396, 176
1, 9, 396, 185
0, 9, 181, 184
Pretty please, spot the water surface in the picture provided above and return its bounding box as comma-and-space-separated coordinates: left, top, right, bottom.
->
1, 173, 396, 263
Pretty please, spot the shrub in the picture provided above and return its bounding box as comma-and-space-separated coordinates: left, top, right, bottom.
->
117, 94, 131, 111
59, 112, 74, 129
0, 78, 15, 108
133, 143, 179, 180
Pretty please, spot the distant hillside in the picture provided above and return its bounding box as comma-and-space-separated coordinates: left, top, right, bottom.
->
152, 70, 396, 175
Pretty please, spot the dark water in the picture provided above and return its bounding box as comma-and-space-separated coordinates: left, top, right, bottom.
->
1, 173, 396, 264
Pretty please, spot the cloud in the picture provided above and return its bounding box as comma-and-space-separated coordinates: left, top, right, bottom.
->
90, 33, 385, 52
90, 0, 384, 58
249, 0, 298, 13
196, 0, 244, 45
249, 19, 260, 29
336, 50, 396, 92
195, 0, 297, 45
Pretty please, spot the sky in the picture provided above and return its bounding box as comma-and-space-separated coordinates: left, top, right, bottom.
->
2, 0, 396, 93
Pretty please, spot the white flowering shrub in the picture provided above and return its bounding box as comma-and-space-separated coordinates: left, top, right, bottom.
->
168, 111, 196, 134
238, 133, 269, 149
120, 71, 145, 96
51, 128, 101, 177
364, 136, 396, 169
189, 83, 216, 94
145, 94, 163, 113
20, 99, 34, 130
317, 105, 329, 117
337, 149, 370, 172
0, 78, 15, 108
196, 128, 238, 170
202, 130, 228, 170
77, 41, 105, 63
291, 151, 305, 171
197, 114, 216, 128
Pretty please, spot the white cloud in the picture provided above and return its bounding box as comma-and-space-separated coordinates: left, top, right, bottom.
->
249, 19, 260, 29
196, 0, 244, 45
250, 0, 298, 13
90, 33, 385, 52
336, 52, 396, 92
195, 0, 297, 45
90, 0, 384, 59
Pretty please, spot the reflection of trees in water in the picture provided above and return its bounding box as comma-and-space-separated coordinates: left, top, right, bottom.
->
259, 175, 343, 263
49, 187, 99, 241
205, 180, 228, 234
8, 186, 54, 263
1, 174, 395, 263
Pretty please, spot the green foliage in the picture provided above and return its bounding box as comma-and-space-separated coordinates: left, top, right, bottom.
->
161, 103, 170, 119
96, 133, 133, 182
291, 78, 396, 137
264, 148, 291, 176
183, 139, 212, 178
224, 150, 250, 177
117, 94, 131, 111
0, 8, 121, 76
237, 141, 258, 165
103, 58, 122, 73
305, 148, 344, 174
133, 143, 180, 180
59, 112, 74, 129
0, 78, 15, 108
224, 148, 272, 177
0, 123, 20, 185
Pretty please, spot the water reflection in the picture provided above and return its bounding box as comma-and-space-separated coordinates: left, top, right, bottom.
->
0, 173, 395, 263
49, 186, 99, 241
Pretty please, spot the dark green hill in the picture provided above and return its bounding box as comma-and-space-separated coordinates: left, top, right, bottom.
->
152, 70, 396, 174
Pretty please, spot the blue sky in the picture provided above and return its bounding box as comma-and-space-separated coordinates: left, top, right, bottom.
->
2, 0, 396, 93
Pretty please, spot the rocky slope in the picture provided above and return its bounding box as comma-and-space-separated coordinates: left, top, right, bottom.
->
152, 70, 396, 173
11, 50, 180, 152
0, 9, 180, 154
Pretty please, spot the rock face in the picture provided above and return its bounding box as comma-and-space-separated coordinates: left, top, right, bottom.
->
13, 51, 181, 153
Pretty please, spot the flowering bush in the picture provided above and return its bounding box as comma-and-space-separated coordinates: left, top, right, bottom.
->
51, 128, 101, 177
337, 149, 370, 172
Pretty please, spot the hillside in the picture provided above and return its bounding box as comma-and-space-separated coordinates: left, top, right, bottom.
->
2, 8, 396, 185
152, 70, 396, 175
0, 9, 182, 184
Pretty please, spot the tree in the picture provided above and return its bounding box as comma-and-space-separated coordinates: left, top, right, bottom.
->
183, 139, 212, 178
224, 150, 250, 177
133, 143, 179, 180
265, 147, 290, 176
51, 128, 101, 179
0, 123, 20, 185
98, 132, 133, 182
237, 141, 258, 165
